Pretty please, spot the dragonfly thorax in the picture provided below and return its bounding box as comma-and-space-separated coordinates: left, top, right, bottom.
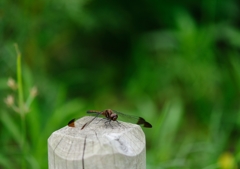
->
104, 109, 118, 121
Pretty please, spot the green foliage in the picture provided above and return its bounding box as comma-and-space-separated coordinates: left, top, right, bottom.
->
1, 0, 240, 168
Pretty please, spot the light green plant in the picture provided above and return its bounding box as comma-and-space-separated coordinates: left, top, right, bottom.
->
4, 44, 38, 169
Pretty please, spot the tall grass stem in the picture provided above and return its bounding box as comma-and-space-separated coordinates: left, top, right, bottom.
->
15, 43, 26, 169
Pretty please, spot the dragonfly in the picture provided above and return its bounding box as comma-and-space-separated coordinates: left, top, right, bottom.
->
68, 109, 152, 129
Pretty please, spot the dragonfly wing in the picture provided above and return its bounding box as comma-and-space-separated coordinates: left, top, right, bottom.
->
112, 110, 152, 128
81, 112, 102, 129
68, 119, 76, 127
136, 117, 152, 128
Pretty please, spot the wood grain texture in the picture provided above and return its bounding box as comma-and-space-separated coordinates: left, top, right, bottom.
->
48, 116, 146, 169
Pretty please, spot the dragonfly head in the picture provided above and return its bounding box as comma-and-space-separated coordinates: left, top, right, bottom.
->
111, 114, 118, 121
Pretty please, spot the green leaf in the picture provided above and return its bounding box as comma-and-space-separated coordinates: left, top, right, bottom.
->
0, 153, 13, 169
0, 110, 21, 145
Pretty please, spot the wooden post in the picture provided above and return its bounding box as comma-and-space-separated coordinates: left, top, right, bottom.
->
48, 116, 146, 169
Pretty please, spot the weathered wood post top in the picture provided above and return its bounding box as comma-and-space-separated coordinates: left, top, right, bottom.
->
48, 116, 146, 169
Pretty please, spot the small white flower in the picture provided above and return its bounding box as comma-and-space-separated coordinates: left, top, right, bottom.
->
4, 95, 14, 107
30, 86, 38, 98
7, 77, 18, 90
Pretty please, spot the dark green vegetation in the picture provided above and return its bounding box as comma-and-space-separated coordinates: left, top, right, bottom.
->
1, 0, 240, 168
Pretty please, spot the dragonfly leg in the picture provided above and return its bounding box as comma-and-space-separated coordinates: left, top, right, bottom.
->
96, 118, 105, 124
116, 120, 121, 127
104, 119, 113, 128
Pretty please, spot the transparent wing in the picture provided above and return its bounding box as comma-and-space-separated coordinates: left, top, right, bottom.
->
81, 111, 105, 129
112, 110, 152, 128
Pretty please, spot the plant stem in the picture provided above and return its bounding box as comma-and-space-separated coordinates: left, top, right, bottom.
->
15, 44, 24, 114
15, 43, 26, 169
20, 114, 26, 169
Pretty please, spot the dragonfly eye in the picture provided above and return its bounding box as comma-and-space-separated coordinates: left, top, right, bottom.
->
111, 114, 118, 121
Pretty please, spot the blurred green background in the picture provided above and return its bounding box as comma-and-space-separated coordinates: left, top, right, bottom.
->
1, 0, 240, 168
